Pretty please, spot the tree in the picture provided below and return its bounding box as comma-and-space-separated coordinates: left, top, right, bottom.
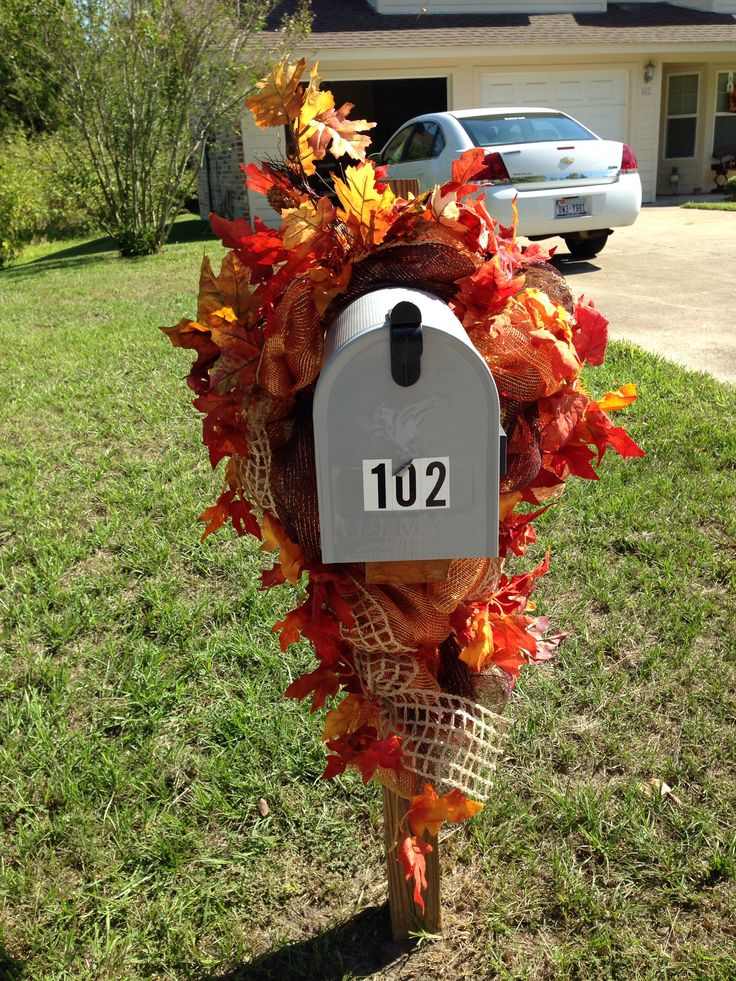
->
0, 0, 70, 134
31, 0, 310, 256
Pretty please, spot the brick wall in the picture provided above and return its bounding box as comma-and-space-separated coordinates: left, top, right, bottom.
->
197, 130, 250, 221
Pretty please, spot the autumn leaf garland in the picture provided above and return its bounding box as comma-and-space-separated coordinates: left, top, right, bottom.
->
165, 58, 645, 911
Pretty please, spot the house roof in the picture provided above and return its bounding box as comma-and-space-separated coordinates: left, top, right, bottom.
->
267, 1, 736, 49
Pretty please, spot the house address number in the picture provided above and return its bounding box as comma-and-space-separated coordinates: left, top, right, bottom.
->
362, 457, 450, 512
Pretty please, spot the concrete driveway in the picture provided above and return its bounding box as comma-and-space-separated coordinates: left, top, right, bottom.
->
546, 205, 736, 385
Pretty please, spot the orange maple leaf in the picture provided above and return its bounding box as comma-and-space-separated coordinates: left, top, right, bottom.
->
273, 606, 310, 651
245, 58, 307, 127
407, 784, 484, 839
487, 612, 537, 677
197, 252, 260, 325
595, 383, 637, 412
261, 513, 304, 583
398, 834, 433, 913
322, 693, 377, 741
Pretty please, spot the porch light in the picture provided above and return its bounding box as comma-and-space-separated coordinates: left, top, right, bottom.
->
644, 61, 656, 84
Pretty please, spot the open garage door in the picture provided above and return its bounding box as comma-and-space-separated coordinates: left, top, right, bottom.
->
325, 77, 448, 155
480, 69, 629, 142
244, 76, 447, 226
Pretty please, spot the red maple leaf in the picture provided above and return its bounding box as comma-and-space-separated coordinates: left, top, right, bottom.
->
499, 506, 548, 557
572, 297, 608, 366
284, 665, 340, 711
494, 554, 550, 614
548, 441, 599, 480
486, 612, 537, 678
322, 728, 402, 783
198, 489, 260, 542
194, 390, 249, 468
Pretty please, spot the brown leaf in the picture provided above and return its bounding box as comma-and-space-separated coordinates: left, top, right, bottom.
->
257, 798, 270, 817
197, 253, 259, 325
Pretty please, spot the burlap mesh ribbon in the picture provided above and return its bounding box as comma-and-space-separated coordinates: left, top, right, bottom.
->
354, 650, 511, 801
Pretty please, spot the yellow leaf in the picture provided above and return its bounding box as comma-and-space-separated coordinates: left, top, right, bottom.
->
245, 58, 307, 128
332, 163, 395, 247
294, 64, 334, 174
459, 612, 494, 671
597, 383, 637, 412
280, 197, 336, 250
211, 306, 237, 323
499, 491, 522, 521
323, 694, 376, 741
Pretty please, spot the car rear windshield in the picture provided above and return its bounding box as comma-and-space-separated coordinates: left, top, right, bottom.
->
458, 112, 596, 147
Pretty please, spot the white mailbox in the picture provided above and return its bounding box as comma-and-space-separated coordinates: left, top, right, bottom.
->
313, 287, 505, 565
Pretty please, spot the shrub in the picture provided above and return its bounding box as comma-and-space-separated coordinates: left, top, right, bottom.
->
0, 129, 99, 266
725, 175, 736, 201
0, 130, 46, 266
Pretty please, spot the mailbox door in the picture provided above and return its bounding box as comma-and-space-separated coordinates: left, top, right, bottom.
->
314, 288, 502, 565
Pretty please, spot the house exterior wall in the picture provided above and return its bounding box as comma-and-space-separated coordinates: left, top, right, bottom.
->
366, 0, 605, 12
658, 55, 736, 194
197, 131, 249, 221
366, 0, 736, 12
240, 43, 736, 225
242, 50, 664, 226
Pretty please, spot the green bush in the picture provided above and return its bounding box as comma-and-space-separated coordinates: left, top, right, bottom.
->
0, 130, 46, 265
725, 175, 736, 201
0, 129, 98, 266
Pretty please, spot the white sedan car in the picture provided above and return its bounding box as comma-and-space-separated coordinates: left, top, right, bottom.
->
376, 108, 642, 260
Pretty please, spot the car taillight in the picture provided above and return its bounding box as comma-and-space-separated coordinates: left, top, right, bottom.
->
475, 151, 511, 184
621, 144, 638, 172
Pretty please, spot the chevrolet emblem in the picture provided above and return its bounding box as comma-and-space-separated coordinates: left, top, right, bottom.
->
560, 156, 574, 166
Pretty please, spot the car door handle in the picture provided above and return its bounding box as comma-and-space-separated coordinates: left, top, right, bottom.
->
504, 149, 522, 154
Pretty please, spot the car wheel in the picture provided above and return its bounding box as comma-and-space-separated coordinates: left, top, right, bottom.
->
564, 232, 610, 260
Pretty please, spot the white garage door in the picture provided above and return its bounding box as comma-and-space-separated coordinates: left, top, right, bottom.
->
479, 69, 629, 142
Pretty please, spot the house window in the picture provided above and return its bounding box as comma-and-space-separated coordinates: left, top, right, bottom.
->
713, 71, 736, 158
665, 74, 699, 159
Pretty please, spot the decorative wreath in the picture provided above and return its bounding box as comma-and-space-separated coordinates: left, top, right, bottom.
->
164, 59, 644, 909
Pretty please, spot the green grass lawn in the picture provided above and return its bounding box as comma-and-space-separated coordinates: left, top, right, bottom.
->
1, 221, 735, 981
681, 200, 736, 211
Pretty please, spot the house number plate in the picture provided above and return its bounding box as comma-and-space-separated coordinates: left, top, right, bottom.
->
362, 457, 450, 512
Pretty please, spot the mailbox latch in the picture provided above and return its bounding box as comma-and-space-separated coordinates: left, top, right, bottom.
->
389, 301, 423, 387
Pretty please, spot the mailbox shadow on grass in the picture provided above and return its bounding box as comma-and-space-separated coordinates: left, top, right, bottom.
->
0, 943, 25, 979
207, 903, 415, 981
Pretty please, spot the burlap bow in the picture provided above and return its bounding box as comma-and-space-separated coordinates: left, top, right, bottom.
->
354, 649, 511, 801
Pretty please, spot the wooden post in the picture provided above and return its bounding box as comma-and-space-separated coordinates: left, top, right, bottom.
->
382, 787, 441, 940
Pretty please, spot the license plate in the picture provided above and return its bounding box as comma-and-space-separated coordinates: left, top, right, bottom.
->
555, 196, 588, 218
